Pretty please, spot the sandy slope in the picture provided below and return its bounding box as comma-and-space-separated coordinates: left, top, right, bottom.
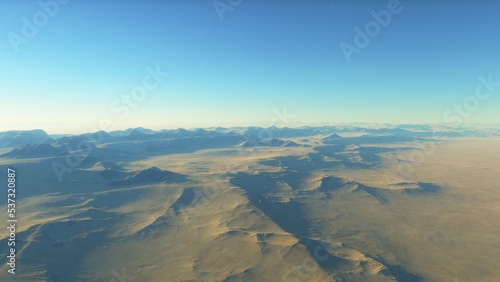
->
0, 137, 499, 281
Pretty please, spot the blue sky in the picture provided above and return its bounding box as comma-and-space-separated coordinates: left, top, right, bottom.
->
1, 0, 499, 134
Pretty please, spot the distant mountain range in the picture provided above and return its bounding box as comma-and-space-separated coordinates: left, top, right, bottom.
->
0, 129, 53, 147
0, 125, 498, 159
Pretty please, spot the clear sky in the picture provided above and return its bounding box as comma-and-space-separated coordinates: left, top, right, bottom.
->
1, 0, 499, 134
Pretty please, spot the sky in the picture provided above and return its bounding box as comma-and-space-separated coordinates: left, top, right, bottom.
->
1, 0, 499, 134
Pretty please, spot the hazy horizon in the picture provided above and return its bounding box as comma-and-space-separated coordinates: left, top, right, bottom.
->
3, 121, 500, 136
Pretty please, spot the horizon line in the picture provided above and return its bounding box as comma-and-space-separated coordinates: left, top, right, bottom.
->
1, 122, 500, 136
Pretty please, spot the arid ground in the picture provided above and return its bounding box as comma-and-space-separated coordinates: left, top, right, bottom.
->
0, 126, 499, 281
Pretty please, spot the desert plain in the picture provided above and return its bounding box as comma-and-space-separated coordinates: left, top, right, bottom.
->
0, 126, 499, 281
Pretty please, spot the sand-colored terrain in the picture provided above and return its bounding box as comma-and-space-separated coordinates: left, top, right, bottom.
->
0, 129, 499, 281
